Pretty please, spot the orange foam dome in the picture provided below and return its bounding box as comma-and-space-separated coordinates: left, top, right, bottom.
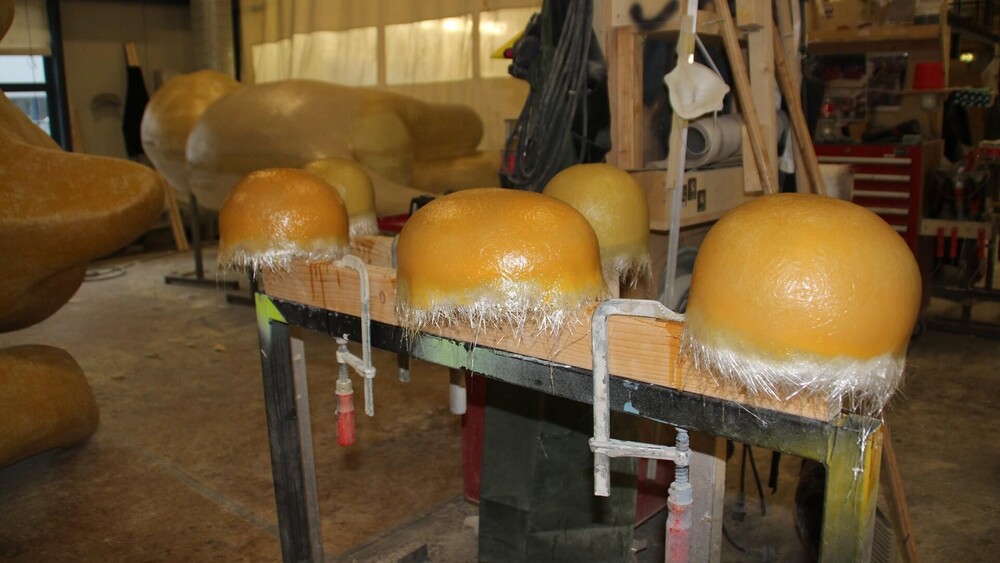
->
683, 193, 922, 410
218, 168, 349, 271
395, 188, 607, 334
543, 163, 651, 282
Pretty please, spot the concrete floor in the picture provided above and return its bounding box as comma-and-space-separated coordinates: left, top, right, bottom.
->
1, 248, 998, 561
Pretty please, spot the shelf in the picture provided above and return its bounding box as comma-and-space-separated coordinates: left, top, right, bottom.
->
808, 23, 943, 53
808, 9, 999, 53
810, 23, 941, 44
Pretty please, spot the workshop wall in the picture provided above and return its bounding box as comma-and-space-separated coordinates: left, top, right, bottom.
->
61, 0, 192, 158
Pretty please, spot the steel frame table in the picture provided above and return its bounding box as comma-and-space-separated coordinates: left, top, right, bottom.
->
254, 291, 883, 563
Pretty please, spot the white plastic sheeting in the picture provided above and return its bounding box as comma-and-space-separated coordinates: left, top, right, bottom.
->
239, 0, 539, 150
249, 10, 539, 86
385, 15, 472, 85
253, 27, 378, 85
0, 0, 50, 56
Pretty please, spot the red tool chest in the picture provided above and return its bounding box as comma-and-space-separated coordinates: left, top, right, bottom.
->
814, 141, 943, 256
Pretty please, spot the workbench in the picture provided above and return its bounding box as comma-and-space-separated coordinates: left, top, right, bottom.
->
252, 236, 884, 562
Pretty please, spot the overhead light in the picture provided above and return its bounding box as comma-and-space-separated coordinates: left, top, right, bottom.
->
960, 52, 976, 63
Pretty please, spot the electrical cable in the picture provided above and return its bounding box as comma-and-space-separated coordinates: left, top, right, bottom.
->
722, 523, 751, 554
502, 0, 595, 191
85, 266, 128, 281
746, 444, 768, 516
85, 261, 136, 281
722, 524, 777, 561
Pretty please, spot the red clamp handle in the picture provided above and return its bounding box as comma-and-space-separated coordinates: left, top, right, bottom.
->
337, 391, 356, 447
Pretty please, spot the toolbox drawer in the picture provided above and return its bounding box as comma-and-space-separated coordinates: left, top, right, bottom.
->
815, 143, 942, 256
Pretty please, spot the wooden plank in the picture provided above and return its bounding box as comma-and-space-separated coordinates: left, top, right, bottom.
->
774, 0, 811, 194
261, 259, 838, 422
773, 30, 828, 196
939, 2, 951, 88
745, 0, 778, 193
715, 0, 779, 195
881, 425, 920, 563
740, 127, 763, 194
734, 0, 765, 30
608, 26, 644, 168
808, 24, 940, 46
163, 184, 189, 252
349, 235, 394, 267
688, 433, 726, 561
123, 42, 140, 66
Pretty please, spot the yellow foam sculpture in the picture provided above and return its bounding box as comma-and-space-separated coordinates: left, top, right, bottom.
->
396, 188, 608, 335
183, 79, 498, 214
140, 69, 242, 199
218, 168, 350, 272
0, 0, 12, 36
682, 193, 922, 412
0, 94, 165, 332
0, 0, 163, 467
302, 157, 378, 237
0, 346, 100, 468
543, 163, 651, 283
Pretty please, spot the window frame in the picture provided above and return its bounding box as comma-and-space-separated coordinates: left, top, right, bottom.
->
0, 1, 70, 149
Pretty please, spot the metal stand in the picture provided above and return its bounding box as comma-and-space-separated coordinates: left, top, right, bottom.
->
254, 294, 884, 563
225, 273, 256, 307
923, 218, 1000, 338
164, 193, 239, 291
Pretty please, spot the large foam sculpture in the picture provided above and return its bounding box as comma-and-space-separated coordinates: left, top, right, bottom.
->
682, 193, 922, 413
0, 1, 164, 467
217, 168, 350, 273
139, 69, 242, 198
0, 346, 100, 467
0, 94, 165, 332
182, 79, 500, 215
0, 0, 11, 36
395, 188, 608, 336
543, 163, 651, 284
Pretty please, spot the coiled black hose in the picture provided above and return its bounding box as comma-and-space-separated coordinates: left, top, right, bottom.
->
501, 0, 594, 191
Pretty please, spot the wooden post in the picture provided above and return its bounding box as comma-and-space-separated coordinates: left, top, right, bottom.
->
607, 26, 644, 169
163, 185, 190, 251
124, 41, 189, 251
773, 31, 828, 196
774, 0, 811, 194
715, 0, 779, 194
738, 0, 778, 194
881, 425, 920, 563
